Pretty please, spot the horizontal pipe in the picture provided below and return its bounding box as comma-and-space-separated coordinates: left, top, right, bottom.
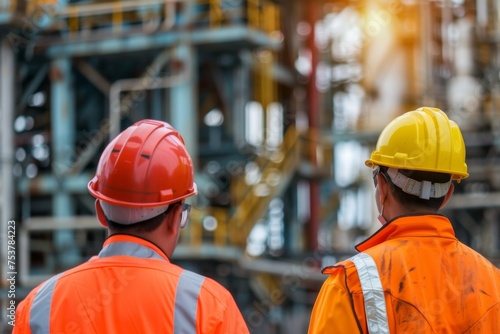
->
445, 193, 500, 209
109, 47, 190, 139
22, 216, 101, 231
17, 173, 93, 195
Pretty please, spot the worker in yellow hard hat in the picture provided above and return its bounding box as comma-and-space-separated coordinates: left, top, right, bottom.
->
308, 107, 500, 333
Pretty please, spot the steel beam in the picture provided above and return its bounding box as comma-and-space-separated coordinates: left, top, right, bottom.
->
46, 26, 281, 58
75, 60, 111, 95
17, 64, 49, 114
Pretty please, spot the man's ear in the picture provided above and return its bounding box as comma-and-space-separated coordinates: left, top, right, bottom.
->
377, 173, 389, 205
95, 200, 108, 227
440, 183, 455, 209
163, 204, 181, 235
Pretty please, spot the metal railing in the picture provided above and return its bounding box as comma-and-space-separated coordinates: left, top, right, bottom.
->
203, 0, 280, 32
57, 0, 280, 36
60, 0, 177, 36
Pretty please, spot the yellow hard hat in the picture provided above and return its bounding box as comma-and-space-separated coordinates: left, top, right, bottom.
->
365, 107, 469, 181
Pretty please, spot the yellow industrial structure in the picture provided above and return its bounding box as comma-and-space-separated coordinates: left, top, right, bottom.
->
1, 0, 499, 333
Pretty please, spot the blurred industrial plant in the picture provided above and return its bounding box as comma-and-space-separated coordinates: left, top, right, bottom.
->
1, 0, 499, 332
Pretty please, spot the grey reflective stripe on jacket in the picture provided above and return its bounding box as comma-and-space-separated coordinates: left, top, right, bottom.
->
174, 270, 205, 333
350, 252, 390, 334
29, 273, 63, 334
29, 241, 205, 334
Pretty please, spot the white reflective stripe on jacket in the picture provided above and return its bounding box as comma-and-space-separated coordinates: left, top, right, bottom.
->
350, 252, 390, 334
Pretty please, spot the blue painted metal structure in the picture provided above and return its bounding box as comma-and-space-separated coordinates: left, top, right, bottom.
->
2, 0, 284, 273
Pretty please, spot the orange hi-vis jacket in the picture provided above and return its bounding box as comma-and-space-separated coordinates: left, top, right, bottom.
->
308, 214, 500, 334
14, 234, 250, 334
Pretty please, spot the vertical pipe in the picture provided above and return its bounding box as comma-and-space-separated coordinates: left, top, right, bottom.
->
476, 0, 487, 30
170, 43, 198, 169
307, 0, 319, 251
233, 50, 251, 147
441, 0, 452, 67
1, 39, 15, 289
51, 57, 78, 269
493, 0, 500, 36
419, 1, 433, 105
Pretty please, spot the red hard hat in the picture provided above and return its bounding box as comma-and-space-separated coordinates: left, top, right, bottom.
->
88, 119, 197, 209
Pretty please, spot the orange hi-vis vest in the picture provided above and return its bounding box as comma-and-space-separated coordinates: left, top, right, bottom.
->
14, 234, 249, 334
308, 214, 500, 333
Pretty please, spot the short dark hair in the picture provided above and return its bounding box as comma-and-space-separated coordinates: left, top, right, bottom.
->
106, 205, 175, 234
379, 166, 451, 212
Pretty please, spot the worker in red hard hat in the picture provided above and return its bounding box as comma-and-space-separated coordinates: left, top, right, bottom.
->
308, 107, 500, 333
14, 119, 250, 333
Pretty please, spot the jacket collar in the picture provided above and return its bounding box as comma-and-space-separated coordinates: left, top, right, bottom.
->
100, 234, 170, 262
355, 214, 457, 252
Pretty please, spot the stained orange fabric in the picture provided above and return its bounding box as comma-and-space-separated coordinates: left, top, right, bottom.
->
308, 214, 500, 333
14, 235, 249, 334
